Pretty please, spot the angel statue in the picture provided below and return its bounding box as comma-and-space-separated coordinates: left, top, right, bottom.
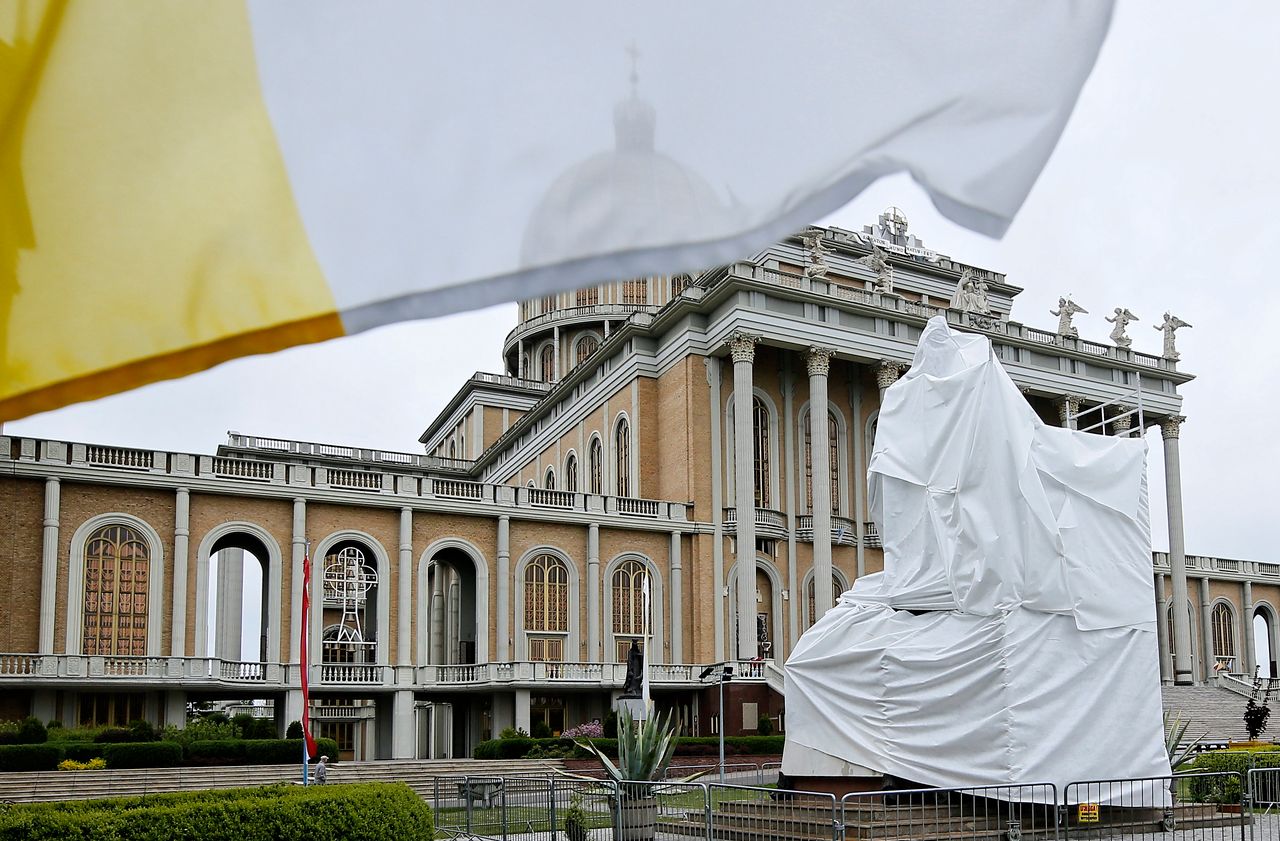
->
1050, 297, 1088, 338
1154, 312, 1191, 360
1105, 307, 1139, 348
801, 229, 831, 281
858, 246, 894, 294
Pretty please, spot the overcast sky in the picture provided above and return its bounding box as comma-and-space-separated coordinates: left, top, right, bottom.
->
9, 2, 1278, 564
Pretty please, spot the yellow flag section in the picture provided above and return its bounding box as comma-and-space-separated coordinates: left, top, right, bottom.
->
0, 1, 339, 421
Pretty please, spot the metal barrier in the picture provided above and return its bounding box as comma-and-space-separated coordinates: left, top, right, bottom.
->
707, 782, 839, 841
1063, 773, 1247, 839
433, 774, 616, 841
841, 782, 1057, 841
1247, 767, 1280, 841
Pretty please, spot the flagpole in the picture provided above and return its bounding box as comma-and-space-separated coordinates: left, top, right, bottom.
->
300, 539, 313, 785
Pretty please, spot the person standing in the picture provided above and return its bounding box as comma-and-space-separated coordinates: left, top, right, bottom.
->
314, 755, 328, 785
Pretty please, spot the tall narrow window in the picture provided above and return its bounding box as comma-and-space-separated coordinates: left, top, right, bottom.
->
589, 438, 604, 495
612, 559, 648, 661
541, 295, 556, 313
540, 345, 556, 382
82, 524, 149, 656
576, 335, 599, 366
525, 555, 569, 662
1212, 603, 1237, 667
806, 576, 844, 628
752, 397, 771, 508
671, 274, 691, 296
565, 454, 578, 493
576, 287, 599, 307
545, 468, 556, 490
623, 279, 648, 305
803, 410, 841, 511
615, 418, 631, 497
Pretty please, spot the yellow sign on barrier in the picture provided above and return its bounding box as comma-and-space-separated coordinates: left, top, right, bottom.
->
1078, 803, 1100, 823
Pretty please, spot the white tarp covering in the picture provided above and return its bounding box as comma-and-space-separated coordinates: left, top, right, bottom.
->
784, 317, 1170, 805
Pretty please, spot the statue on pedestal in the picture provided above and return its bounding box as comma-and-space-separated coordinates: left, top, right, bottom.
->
858, 246, 894, 294
949, 269, 991, 315
1105, 307, 1139, 348
1050, 297, 1087, 338
1154, 312, 1191, 360
620, 640, 644, 698
801, 229, 831, 281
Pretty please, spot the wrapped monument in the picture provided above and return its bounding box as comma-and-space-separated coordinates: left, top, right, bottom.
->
784, 316, 1170, 804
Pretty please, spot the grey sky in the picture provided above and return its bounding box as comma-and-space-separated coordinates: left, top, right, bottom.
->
10, 2, 1278, 564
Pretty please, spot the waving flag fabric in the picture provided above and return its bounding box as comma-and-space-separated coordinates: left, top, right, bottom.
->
299, 547, 318, 761
0, 1, 1113, 421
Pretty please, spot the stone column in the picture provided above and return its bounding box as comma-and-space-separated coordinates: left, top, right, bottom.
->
216, 549, 245, 661
517, 338, 524, 378
1057, 395, 1082, 430
553, 325, 561, 381
514, 688, 532, 735
587, 523, 601, 662
171, 487, 190, 657
1111, 405, 1133, 436
1162, 416, 1194, 685
289, 498, 306, 662
496, 515, 511, 660
669, 531, 683, 662
392, 690, 415, 759
1243, 581, 1256, 677
39, 478, 60, 654
1200, 576, 1215, 681
729, 332, 759, 660
807, 347, 836, 618
875, 360, 901, 405
398, 508, 412, 664
1155, 574, 1171, 683
429, 564, 446, 665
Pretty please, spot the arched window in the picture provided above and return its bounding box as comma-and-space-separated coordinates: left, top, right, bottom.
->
565, 453, 578, 493
1166, 601, 1197, 659
322, 545, 378, 664
589, 438, 604, 495
541, 295, 556, 313
448, 440, 456, 459
615, 418, 631, 497
805, 575, 845, 629
524, 555, 569, 662
671, 274, 691, 296
544, 467, 556, 490
1212, 602, 1237, 668
623, 279, 648, 305
612, 559, 648, 662
540, 345, 556, 382
576, 335, 599, 366
576, 287, 599, 307
82, 524, 150, 656
752, 397, 771, 508
804, 410, 841, 512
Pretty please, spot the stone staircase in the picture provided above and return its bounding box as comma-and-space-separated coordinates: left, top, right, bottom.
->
1163, 684, 1280, 742
0, 757, 564, 804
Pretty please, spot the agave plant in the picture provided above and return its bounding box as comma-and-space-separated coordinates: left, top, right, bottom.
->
1164, 710, 1207, 771
573, 707, 702, 798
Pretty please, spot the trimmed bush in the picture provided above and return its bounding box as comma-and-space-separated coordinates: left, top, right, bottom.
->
17, 717, 48, 745
0, 744, 63, 772
93, 727, 134, 744
0, 781, 433, 841
1189, 748, 1280, 803
188, 738, 339, 766
126, 719, 158, 742
62, 743, 107, 762
102, 741, 182, 769
286, 720, 304, 740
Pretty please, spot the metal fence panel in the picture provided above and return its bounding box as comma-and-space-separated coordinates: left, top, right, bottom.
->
707, 782, 839, 841
1247, 768, 1280, 841
841, 782, 1057, 841
1063, 773, 1247, 840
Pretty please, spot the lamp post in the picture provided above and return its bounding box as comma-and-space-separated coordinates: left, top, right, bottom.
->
699, 663, 734, 782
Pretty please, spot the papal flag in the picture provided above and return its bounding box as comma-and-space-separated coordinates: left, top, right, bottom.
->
0, 1, 1112, 421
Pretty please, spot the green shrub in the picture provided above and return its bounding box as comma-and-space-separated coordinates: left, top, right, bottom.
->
0, 744, 63, 772
498, 726, 528, 739
102, 741, 182, 769
45, 725, 102, 743
530, 720, 552, 739
603, 711, 618, 738
161, 717, 238, 747
16, 717, 47, 745
757, 715, 773, 737
188, 738, 338, 766
93, 727, 134, 743
0, 781, 433, 841
45, 720, 62, 731
126, 719, 158, 742
62, 743, 106, 762
1189, 748, 1280, 803
286, 720, 304, 740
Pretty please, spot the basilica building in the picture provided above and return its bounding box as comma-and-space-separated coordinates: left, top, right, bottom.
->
1, 211, 1271, 760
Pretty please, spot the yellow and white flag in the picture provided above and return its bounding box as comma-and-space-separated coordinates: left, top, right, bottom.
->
0, 1, 1112, 421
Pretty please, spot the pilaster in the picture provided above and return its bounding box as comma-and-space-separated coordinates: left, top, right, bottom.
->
669, 531, 683, 662
171, 487, 189, 657
587, 522, 601, 662
289, 498, 306, 662
728, 331, 758, 659
807, 346, 835, 619
39, 478, 60, 654
1160, 415, 1194, 685
496, 515, 511, 660
398, 508, 413, 664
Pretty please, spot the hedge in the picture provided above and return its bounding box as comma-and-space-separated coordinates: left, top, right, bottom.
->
187, 738, 340, 766
0, 745, 63, 772
1187, 748, 1280, 803
473, 735, 786, 760
102, 741, 183, 769
62, 743, 107, 762
0, 781, 433, 841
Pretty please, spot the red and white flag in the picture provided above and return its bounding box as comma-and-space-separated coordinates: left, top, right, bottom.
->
300, 546, 319, 760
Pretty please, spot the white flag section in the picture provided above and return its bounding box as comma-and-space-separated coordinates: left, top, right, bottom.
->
784, 318, 1170, 805
0, 2, 1112, 421
244, 1, 1113, 330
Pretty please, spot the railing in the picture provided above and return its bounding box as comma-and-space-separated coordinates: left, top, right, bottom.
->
220, 660, 266, 681
526, 487, 574, 509
796, 514, 857, 545
212, 457, 273, 481
616, 497, 661, 517
432, 478, 484, 500
506, 303, 656, 346
0, 654, 41, 675
863, 521, 882, 547
722, 507, 787, 535
86, 445, 153, 470
318, 663, 384, 684
328, 469, 383, 491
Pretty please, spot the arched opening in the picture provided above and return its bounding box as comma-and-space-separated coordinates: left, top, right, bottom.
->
1211, 602, 1237, 672
1256, 606, 1277, 678
727, 560, 782, 660
426, 547, 480, 666
614, 417, 631, 497
321, 542, 380, 666
804, 570, 848, 630
206, 532, 272, 663
540, 344, 556, 382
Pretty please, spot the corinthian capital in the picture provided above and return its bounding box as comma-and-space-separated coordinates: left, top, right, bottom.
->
726, 332, 758, 364
805, 346, 834, 378
1160, 415, 1186, 440
875, 359, 905, 390
1056, 395, 1082, 424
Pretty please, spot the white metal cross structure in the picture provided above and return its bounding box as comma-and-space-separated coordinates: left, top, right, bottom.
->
325, 546, 374, 645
